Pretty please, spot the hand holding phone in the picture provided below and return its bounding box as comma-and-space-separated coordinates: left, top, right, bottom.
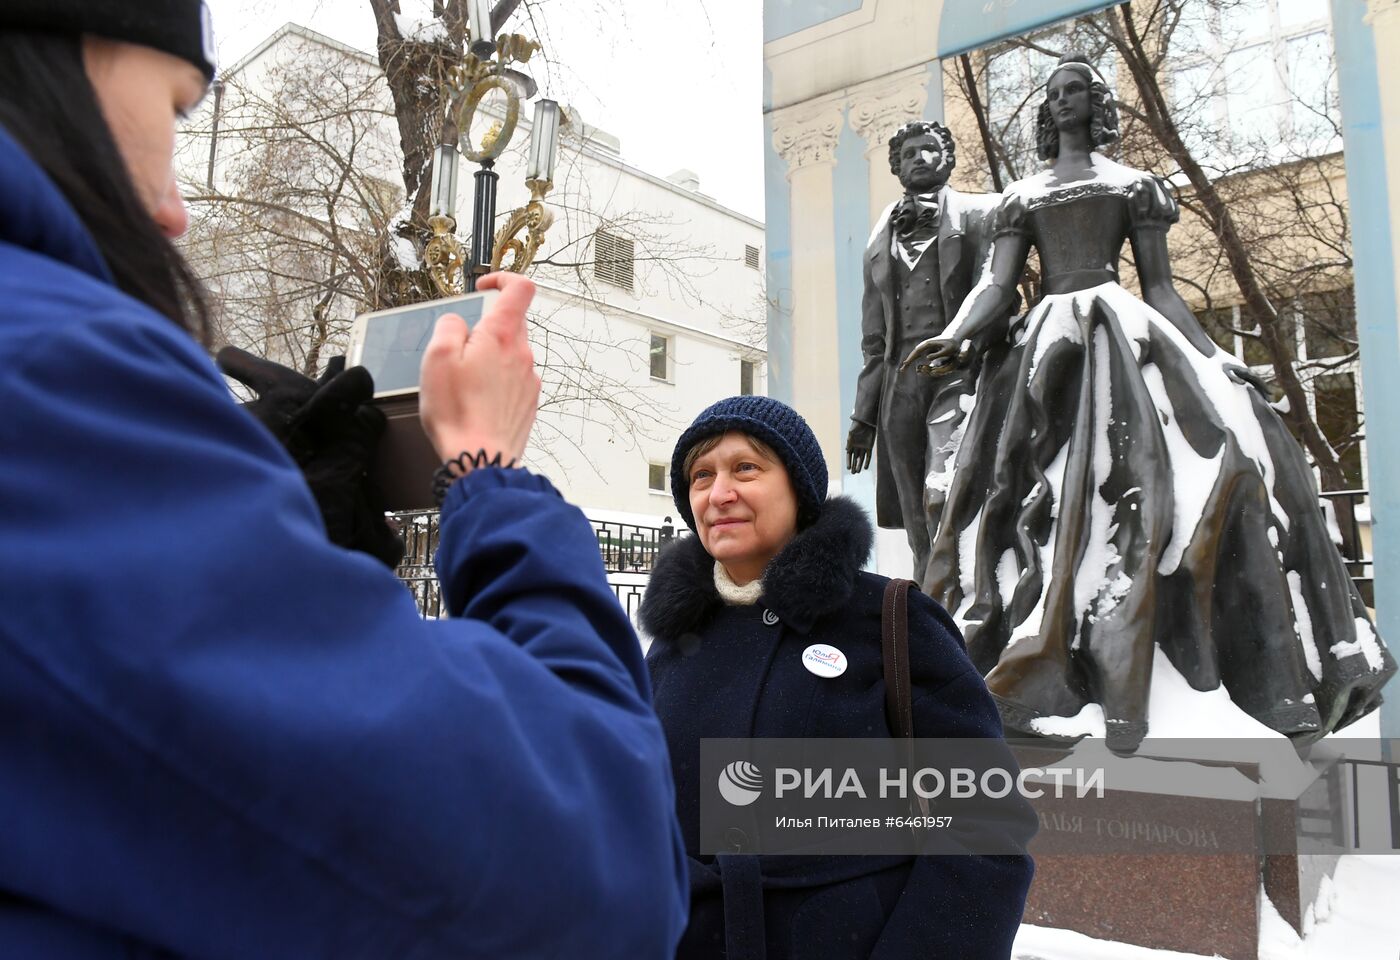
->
419, 272, 541, 464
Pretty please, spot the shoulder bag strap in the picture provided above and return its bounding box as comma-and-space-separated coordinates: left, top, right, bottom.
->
881, 578, 931, 830
881, 578, 915, 739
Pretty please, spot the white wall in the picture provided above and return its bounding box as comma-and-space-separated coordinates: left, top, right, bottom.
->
181, 23, 767, 521
523, 281, 765, 516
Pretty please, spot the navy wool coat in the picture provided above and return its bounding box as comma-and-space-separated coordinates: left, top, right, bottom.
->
642, 497, 1035, 960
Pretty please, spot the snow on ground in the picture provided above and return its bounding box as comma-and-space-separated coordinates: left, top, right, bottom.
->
1258, 856, 1400, 959
1013, 923, 1226, 959
1012, 856, 1400, 959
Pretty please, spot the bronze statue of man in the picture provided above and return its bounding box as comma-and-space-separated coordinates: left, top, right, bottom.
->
847, 120, 1006, 583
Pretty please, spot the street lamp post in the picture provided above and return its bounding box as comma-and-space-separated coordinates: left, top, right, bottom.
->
466, 161, 498, 292
464, 0, 497, 293
422, 15, 563, 299
425, 144, 465, 297
490, 97, 559, 274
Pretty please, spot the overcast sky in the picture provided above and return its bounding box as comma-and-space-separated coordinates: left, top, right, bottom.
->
204, 0, 767, 221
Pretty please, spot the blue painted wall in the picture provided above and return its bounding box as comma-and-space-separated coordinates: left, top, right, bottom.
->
937, 0, 1121, 57
1332, 0, 1400, 739
763, 66, 795, 404
764, 0, 865, 43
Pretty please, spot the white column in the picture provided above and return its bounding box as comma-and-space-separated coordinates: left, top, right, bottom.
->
1367, 0, 1400, 348
772, 99, 846, 482
848, 67, 932, 231
1364, 0, 1400, 738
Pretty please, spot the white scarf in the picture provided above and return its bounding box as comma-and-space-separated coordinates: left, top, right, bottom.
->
713, 561, 763, 606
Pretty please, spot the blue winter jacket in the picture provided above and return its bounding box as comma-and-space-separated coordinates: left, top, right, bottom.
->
0, 126, 687, 958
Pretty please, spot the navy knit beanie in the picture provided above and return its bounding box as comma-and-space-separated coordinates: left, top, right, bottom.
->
1, 0, 217, 81
670, 396, 828, 532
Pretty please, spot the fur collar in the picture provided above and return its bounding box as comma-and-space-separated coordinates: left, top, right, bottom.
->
640, 496, 874, 641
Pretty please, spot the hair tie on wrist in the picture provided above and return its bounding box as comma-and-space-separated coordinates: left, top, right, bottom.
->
432, 449, 518, 504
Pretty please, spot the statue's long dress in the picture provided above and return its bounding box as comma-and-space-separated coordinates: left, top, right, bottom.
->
925, 156, 1395, 752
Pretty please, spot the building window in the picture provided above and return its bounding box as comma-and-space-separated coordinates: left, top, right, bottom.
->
977, 2, 1334, 177
1195, 307, 1239, 358
745, 244, 761, 270
648, 462, 667, 493
594, 230, 635, 289
1314, 372, 1364, 490
1198, 291, 1363, 492
740, 359, 755, 396
649, 333, 671, 381
1240, 304, 1296, 368
1168, 0, 1338, 166
1301, 290, 1357, 361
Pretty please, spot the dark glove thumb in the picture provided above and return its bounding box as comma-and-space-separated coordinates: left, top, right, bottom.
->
317, 354, 348, 387
217, 346, 316, 399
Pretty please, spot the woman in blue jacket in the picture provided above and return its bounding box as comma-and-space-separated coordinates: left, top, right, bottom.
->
641, 397, 1034, 959
0, 3, 686, 957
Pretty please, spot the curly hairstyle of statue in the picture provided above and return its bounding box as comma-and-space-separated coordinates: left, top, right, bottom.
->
887, 120, 956, 178
1036, 53, 1120, 161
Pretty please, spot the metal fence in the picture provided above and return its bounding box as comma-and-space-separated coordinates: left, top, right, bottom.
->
393, 489, 1374, 616
1320, 489, 1374, 608
392, 510, 446, 618
1346, 756, 1400, 851
590, 516, 676, 574
389, 509, 673, 618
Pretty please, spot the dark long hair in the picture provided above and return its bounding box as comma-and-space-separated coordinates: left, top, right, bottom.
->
0, 31, 211, 343
1035, 55, 1120, 162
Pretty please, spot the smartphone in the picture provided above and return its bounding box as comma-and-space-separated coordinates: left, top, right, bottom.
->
347, 290, 500, 397
347, 291, 500, 512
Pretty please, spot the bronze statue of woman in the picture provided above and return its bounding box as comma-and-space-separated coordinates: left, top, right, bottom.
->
903, 53, 1394, 753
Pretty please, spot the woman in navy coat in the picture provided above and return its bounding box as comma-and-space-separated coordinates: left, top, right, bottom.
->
642, 396, 1035, 959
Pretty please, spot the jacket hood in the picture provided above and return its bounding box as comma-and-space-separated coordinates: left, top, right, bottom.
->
0, 125, 113, 284
640, 495, 875, 640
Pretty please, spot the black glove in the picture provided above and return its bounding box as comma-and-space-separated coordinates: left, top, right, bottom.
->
217, 347, 406, 570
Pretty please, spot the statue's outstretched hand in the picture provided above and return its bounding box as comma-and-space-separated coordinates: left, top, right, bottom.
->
1225, 364, 1270, 394
846, 421, 875, 474
900, 338, 961, 376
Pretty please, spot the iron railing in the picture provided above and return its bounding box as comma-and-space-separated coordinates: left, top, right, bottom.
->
590, 517, 677, 574
609, 576, 650, 621
1290, 752, 1400, 853
1320, 488, 1373, 607
1347, 756, 1400, 851
392, 490, 1373, 617
389, 509, 673, 618
392, 510, 446, 618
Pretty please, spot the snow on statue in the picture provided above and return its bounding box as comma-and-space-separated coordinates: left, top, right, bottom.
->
902, 52, 1395, 754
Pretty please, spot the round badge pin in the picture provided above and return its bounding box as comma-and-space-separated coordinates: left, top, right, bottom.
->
801, 643, 847, 679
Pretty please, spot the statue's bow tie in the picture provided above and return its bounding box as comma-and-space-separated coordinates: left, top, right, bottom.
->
892, 198, 939, 238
